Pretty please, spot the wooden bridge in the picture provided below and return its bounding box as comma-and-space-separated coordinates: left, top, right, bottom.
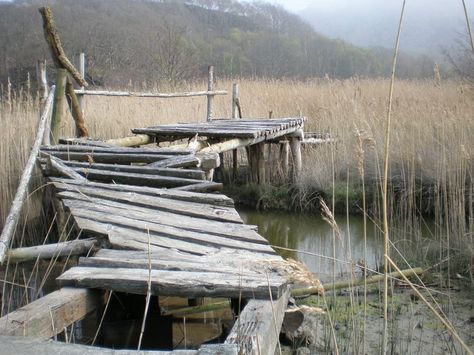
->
0, 111, 315, 354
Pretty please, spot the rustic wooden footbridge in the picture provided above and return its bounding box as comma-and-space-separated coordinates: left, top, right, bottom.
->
0, 7, 322, 354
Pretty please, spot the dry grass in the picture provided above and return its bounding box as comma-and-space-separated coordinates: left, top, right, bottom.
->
1, 78, 473, 260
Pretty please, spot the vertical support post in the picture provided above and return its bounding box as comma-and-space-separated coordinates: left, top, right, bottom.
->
65, 77, 89, 138
36, 60, 49, 105
232, 83, 239, 119
281, 141, 289, 180
6, 77, 12, 113
289, 129, 303, 181
78, 52, 85, 113
248, 145, 258, 184
257, 143, 265, 184
206, 65, 214, 122
50, 68, 67, 145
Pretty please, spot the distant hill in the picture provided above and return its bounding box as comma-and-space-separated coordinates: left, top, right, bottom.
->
299, 0, 467, 58
0, 0, 436, 87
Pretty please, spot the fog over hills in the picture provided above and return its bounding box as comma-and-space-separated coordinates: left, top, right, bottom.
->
298, 0, 470, 57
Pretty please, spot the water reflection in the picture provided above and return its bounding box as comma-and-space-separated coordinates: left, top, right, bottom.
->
239, 209, 384, 280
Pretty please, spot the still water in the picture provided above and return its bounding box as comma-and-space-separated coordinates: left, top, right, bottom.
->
239, 208, 385, 281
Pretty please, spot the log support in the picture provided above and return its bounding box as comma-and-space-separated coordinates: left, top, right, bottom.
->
50, 69, 67, 145
289, 129, 303, 180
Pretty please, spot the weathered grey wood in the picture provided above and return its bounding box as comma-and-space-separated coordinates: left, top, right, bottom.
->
0, 89, 55, 264
0, 335, 195, 354
0, 288, 101, 339
105, 134, 152, 147
75, 89, 227, 98
45, 153, 88, 181
172, 182, 223, 192
198, 344, 238, 355
43, 160, 205, 180
148, 155, 200, 169
50, 177, 234, 207
50, 68, 67, 145
257, 143, 265, 184
232, 83, 239, 119
55, 185, 243, 223
289, 130, 303, 178
281, 141, 289, 178
66, 76, 89, 138
50, 167, 207, 189
59, 137, 117, 148
42, 144, 192, 155
36, 59, 49, 106
52, 185, 261, 242
7, 238, 98, 263
133, 128, 259, 139
196, 152, 220, 170
207, 65, 214, 122
40, 151, 171, 164
57, 267, 287, 299
225, 287, 290, 355
65, 204, 275, 254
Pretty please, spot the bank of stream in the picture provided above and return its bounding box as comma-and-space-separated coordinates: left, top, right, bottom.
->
239, 208, 474, 354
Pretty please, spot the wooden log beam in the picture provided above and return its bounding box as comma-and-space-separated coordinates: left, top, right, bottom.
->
74, 89, 227, 98
0, 89, 55, 264
225, 287, 290, 355
105, 134, 152, 147
50, 69, 67, 145
0, 288, 101, 339
289, 129, 303, 179
65, 76, 89, 138
45, 153, 88, 181
7, 238, 99, 264
38, 7, 88, 87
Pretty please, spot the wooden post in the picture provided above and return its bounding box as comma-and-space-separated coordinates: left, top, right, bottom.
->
289, 129, 303, 180
36, 60, 49, 105
232, 83, 239, 181
206, 65, 214, 122
78, 52, 85, 112
50, 68, 67, 145
257, 143, 265, 184
281, 141, 289, 180
65, 76, 89, 138
6, 77, 12, 113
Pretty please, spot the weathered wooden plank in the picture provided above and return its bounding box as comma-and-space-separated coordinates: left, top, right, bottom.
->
105, 134, 152, 147
57, 267, 287, 299
0, 89, 55, 264
172, 182, 223, 192
225, 287, 290, 355
43, 160, 205, 180
40, 151, 173, 164
59, 137, 117, 147
53, 168, 207, 189
7, 238, 98, 263
56, 185, 243, 224
75, 89, 227, 98
44, 154, 88, 181
0, 335, 196, 354
65, 205, 275, 254
148, 155, 200, 169
0, 288, 101, 339
50, 177, 234, 206
198, 344, 238, 355
58, 195, 264, 244
133, 128, 259, 139
41, 144, 192, 155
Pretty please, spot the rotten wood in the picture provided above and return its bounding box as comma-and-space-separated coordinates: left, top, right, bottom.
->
66, 76, 89, 138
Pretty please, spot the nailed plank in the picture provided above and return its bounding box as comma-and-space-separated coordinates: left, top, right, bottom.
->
7, 238, 98, 263
55, 185, 243, 224
66, 205, 275, 254
225, 287, 290, 355
51, 168, 207, 189
0, 288, 101, 339
41, 144, 192, 155
39, 151, 173, 164
57, 194, 265, 244
50, 178, 234, 207
57, 267, 287, 299
43, 160, 205, 180
0, 335, 196, 354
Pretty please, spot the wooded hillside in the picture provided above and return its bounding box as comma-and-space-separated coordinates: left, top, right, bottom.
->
0, 0, 435, 87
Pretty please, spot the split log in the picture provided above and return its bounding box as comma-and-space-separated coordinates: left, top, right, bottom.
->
0, 89, 55, 264
105, 134, 152, 147
38, 7, 88, 87
7, 238, 98, 264
0, 288, 101, 339
65, 76, 89, 138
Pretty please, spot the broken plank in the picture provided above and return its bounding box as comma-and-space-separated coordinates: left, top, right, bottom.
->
45, 160, 205, 180
66, 206, 275, 254
148, 155, 200, 169
44, 154, 88, 181
225, 287, 290, 355
173, 182, 223, 192
7, 238, 99, 263
56, 185, 243, 224
58, 195, 265, 244
40, 151, 172, 164
57, 267, 287, 299
50, 177, 234, 206
0, 288, 101, 339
